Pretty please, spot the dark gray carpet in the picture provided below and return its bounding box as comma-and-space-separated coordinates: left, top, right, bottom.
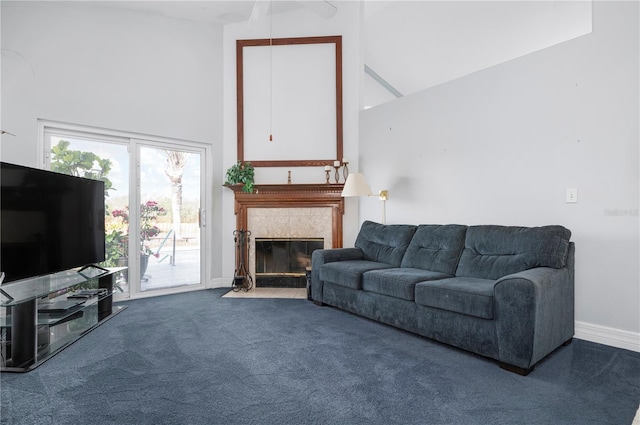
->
1, 288, 639, 425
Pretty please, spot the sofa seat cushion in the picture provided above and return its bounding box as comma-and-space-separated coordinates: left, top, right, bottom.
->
320, 260, 393, 290
414, 277, 496, 319
362, 268, 452, 301
401, 224, 467, 275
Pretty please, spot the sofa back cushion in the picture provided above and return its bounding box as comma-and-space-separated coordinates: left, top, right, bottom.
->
400, 224, 467, 275
355, 221, 417, 267
455, 225, 572, 280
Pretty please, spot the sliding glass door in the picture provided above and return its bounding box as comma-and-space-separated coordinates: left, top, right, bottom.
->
43, 124, 207, 299
138, 144, 202, 292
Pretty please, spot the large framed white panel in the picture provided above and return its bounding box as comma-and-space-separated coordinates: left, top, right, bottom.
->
237, 36, 343, 167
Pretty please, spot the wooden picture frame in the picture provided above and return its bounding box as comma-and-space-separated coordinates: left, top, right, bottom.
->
236, 35, 343, 167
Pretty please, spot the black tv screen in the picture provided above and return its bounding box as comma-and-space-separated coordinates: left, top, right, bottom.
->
0, 162, 105, 283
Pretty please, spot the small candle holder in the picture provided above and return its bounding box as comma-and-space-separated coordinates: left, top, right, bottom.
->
324, 166, 332, 184
342, 161, 349, 181
333, 160, 341, 183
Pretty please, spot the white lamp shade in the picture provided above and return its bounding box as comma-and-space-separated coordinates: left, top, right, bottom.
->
341, 173, 372, 197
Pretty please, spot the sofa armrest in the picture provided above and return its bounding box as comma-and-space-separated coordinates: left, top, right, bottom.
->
493, 246, 574, 370
311, 248, 363, 303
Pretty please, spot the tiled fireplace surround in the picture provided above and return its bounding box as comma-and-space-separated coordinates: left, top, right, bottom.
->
226, 183, 345, 283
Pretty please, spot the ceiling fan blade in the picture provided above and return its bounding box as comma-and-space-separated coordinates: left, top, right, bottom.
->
248, 0, 271, 28
247, 0, 337, 28
300, 1, 337, 19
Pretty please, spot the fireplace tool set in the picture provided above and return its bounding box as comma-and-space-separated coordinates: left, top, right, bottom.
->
232, 229, 253, 292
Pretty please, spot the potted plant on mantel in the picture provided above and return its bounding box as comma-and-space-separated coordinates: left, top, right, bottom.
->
225, 161, 255, 193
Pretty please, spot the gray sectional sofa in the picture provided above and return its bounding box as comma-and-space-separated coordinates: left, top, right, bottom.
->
311, 221, 575, 375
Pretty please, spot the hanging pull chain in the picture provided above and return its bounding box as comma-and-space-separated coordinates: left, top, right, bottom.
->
269, 0, 273, 142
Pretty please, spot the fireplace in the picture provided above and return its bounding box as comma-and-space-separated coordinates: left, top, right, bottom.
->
255, 238, 324, 287
226, 183, 345, 289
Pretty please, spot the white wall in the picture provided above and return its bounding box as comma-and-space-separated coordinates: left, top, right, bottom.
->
363, 1, 592, 108
359, 1, 640, 350
1, 1, 225, 282
221, 2, 363, 281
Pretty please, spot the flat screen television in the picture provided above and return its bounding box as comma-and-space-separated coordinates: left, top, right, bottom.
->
0, 162, 106, 283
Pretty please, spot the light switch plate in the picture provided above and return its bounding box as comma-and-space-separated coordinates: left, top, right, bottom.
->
566, 188, 578, 203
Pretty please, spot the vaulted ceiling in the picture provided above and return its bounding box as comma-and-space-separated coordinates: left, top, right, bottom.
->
92, 1, 317, 25
73, 1, 593, 109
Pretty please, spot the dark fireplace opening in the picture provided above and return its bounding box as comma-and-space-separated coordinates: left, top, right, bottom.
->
255, 238, 324, 288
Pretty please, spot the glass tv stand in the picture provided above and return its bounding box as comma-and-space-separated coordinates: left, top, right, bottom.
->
0, 266, 127, 372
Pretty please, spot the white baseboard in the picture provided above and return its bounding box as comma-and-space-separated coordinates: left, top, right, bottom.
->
575, 321, 640, 352
207, 277, 231, 289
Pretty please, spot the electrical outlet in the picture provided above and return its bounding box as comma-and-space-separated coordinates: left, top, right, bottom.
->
566, 188, 578, 203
